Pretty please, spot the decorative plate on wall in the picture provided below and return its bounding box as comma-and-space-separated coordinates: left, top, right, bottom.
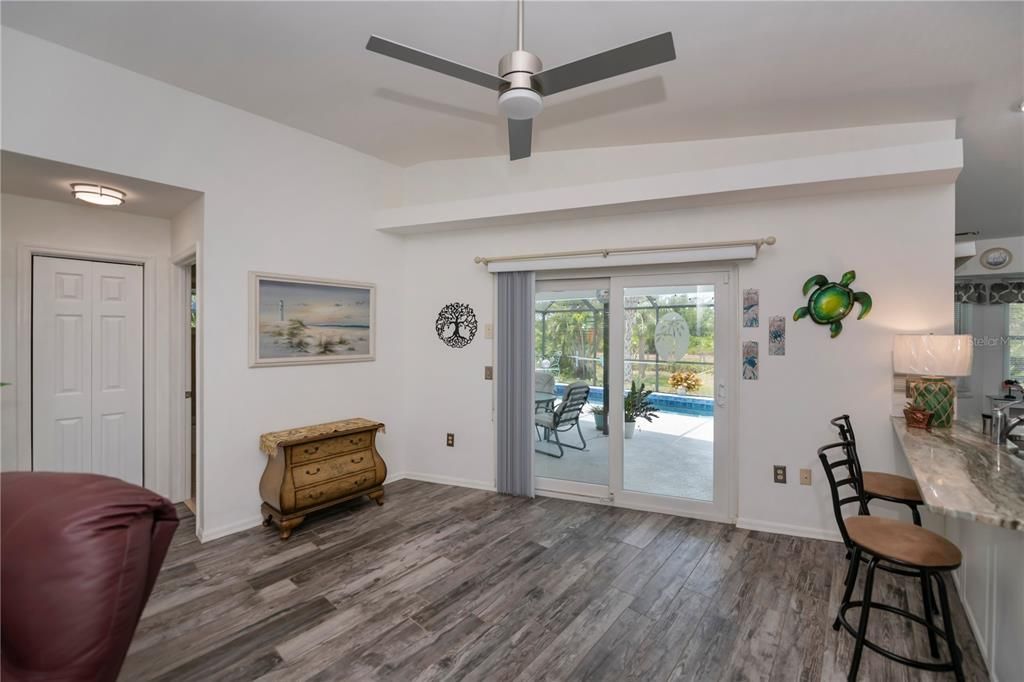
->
979, 247, 1012, 271
436, 302, 478, 348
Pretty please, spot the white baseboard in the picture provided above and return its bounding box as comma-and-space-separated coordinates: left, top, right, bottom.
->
736, 517, 843, 543
198, 515, 264, 543
390, 471, 496, 492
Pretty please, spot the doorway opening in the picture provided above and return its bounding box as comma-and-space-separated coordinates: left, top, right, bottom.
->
185, 263, 197, 512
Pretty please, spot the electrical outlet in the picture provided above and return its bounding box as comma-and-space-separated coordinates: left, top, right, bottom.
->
773, 465, 787, 484
800, 468, 812, 486
484, 323, 494, 339
484, 366, 493, 380
446, 433, 455, 447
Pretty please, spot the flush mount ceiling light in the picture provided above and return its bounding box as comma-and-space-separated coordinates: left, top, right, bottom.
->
71, 183, 125, 206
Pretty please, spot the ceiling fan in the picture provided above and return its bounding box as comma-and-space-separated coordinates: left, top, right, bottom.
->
366, 0, 675, 161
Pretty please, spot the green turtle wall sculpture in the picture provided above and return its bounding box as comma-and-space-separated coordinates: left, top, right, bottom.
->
793, 270, 872, 338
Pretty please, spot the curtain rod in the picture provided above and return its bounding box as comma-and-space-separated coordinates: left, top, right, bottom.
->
474, 236, 776, 266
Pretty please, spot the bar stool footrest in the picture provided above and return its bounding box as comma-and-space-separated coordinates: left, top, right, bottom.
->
835, 600, 962, 673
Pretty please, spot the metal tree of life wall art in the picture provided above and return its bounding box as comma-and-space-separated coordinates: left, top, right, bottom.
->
436, 302, 478, 348
654, 312, 690, 362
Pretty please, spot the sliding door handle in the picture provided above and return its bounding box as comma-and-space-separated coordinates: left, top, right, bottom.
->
716, 383, 727, 407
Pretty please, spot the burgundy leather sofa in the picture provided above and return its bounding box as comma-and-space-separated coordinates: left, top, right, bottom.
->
1, 472, 179, 682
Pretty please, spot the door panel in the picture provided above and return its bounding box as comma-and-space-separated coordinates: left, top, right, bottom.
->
610, 272, 733, 522
533, 279, 611, 499
33, 256, 143, 484
33, 258, 92, 473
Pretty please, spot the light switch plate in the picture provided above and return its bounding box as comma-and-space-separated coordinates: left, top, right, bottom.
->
484, 366, 493, 380
484, 323, 494, 339
800, 468, 812, 486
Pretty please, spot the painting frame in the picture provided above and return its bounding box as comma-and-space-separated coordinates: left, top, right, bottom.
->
249, 271, 376, 367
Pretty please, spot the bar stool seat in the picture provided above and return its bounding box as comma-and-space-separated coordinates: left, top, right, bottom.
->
846, 516, 960, 569
861, 472, 923, 505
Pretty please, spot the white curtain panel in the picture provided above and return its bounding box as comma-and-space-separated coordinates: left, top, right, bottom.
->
496, 271, 536, 497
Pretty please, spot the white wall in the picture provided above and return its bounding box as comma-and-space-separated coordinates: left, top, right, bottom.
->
0, 194, 173, 490
171, 195, 204, 257
1, 28, 407, 540
397, 120, 956, 205
398, 183, 954, 538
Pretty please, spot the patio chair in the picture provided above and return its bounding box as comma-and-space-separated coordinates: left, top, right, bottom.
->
535, 381, 590, 457
535, 371, 556, 413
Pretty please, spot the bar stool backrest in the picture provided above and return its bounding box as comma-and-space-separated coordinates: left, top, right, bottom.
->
829, 414, 865, 487
818, 441, 869, 549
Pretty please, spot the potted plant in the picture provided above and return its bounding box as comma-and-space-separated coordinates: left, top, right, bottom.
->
624, 381, 659, 438
590, 404, 608, 430
668, 370, 702, 395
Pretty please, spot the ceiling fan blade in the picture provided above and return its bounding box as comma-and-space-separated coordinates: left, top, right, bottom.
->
531, 32, 675, 97
508, 118, 533, 161
366, 35, 509, 91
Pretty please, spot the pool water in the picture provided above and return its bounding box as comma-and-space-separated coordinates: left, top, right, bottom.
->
553, 384, 714, 417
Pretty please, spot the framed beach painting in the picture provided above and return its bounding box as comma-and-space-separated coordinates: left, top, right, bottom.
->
249, 272, 375, 367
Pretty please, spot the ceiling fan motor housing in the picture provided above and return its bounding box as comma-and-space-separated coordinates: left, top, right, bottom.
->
498, 50, 543, 92
498, 50, 544, 120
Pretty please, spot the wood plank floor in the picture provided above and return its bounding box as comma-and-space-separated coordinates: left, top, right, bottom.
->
123, 480, 988, 681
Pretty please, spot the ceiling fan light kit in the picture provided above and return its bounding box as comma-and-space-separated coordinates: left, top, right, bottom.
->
367, 0, 675, 161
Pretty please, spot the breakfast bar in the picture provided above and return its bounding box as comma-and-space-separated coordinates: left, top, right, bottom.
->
891, 417, 1023, 531
892, 417, 1024, 680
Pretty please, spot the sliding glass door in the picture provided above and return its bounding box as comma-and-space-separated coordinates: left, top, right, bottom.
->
535, 271, 734, 522
610, 273, 733, 520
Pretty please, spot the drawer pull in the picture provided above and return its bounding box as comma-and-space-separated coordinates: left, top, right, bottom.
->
305, 466, 321, 476
348, 438, 361, 445
312, 491, 325, 499
303, 445, 320, 456
350, 456, 365, 464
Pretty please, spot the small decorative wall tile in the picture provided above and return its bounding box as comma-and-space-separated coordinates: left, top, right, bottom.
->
743, 289, 759, 328
742, 341, 759, 380
769, 316, 786, 356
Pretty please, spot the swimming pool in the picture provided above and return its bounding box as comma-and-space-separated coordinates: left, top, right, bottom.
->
553, 384, 714, 417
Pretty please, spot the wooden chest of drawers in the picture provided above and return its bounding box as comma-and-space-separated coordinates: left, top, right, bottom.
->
259, 418, 387, 539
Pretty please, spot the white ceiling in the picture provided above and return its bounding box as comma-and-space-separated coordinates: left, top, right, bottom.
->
2, 2, 1021, 237
1, 151, 203, 219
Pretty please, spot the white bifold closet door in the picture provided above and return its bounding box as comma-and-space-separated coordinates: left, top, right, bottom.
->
32, 256, 144, 485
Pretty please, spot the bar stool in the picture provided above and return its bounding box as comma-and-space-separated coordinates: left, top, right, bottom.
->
819, 442, 965, 681
830, 415, 926, 525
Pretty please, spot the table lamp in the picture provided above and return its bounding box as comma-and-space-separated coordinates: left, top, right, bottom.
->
893, 335, 973, 428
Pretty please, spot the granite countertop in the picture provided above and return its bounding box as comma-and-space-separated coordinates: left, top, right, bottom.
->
892, 417, 1024, 531
260, 418, 384, 456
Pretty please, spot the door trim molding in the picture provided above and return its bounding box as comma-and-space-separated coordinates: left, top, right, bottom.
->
169, 245, 200, 521
16, 243, 157, 490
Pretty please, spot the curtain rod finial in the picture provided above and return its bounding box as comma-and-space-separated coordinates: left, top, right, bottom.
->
474, 256, 488, 265
764, 236, 777, 246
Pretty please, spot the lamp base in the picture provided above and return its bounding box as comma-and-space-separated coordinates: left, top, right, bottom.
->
909, 376, 956, 428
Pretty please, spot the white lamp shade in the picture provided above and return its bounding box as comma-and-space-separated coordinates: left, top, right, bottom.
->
893, 334, 973, 376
